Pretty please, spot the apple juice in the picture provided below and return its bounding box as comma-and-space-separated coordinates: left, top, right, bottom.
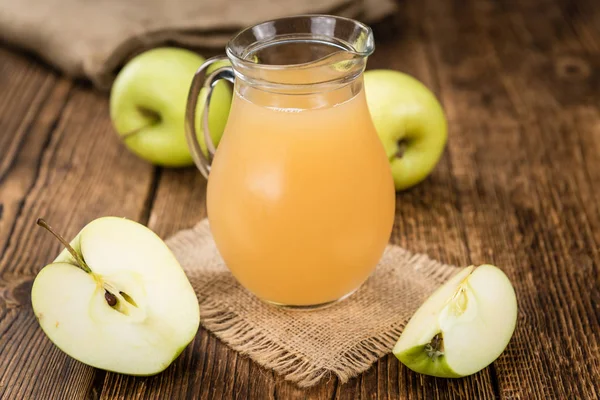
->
206, 76, 395, 307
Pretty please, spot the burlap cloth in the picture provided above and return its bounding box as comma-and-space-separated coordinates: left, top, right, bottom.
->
167, 219, 460, 387
0, 0, 396, 89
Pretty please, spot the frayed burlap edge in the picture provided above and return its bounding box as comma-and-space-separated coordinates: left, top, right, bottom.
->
168, 220, 459, 387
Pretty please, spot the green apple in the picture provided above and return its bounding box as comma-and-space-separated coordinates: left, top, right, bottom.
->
364, 70, 448, 191
393, 265, 517, 378
110, 47, 232, 167
31, 217, 200, 375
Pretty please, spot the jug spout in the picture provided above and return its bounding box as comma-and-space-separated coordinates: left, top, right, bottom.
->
225, 15, 375, 89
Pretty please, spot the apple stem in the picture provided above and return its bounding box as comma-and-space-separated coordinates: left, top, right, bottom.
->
36, 218, 92, 274
120, 123, 155, 140
396, 139, 408, 158
120, 107, 161, 140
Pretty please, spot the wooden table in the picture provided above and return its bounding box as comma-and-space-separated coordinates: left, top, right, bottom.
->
1, 0, 599, 398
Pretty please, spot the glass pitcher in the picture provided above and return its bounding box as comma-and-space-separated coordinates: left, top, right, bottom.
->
185, 15, 395, 309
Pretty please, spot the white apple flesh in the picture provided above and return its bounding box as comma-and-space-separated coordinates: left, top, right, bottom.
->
31, 217, 200, 375
364, 70, 448, 191
393, 265, 517, 377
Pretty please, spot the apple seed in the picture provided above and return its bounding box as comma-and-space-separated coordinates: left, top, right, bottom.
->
120, 291, 138, 307
105, 290, 118, 307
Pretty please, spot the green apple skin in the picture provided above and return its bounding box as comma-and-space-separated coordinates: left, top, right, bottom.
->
31, 217, 200, 376
110, 47, 232, 167
364, 70, 448, 191
393, 265, 517, 378
395, 343, 462, 378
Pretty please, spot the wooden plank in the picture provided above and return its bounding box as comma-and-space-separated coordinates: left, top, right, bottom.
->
0, 63, 156, 398
0, 79, 71, 260
0, 48, 56, 176
0, 86, 155, 277
0, 49, 68, 257
477, 1, 600, 397
565, 0, 600, 53
571, 108, 600, 244
495, 34, 599, 400
422, 0, 600, 398
273, 376, 337, 400
419, 1, 544, 399
145, 168, 207, 238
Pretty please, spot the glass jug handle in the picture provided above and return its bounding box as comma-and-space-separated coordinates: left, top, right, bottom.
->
185, 56, 234, 178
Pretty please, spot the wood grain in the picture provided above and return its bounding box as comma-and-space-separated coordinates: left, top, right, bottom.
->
0, 0, 599, 398
0, 49, 66, 263
421, 0, 600, 398
0, 61, 156, 398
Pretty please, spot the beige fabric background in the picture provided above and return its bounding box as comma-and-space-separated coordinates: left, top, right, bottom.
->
0, 0, 396, 89
168, 219, 460, 387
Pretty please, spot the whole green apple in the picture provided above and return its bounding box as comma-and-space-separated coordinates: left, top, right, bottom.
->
364, 70, 448, 191
110, 47, 232, 167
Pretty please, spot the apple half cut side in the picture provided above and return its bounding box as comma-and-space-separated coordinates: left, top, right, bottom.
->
31, 217, 200, 376
393, 265, 517, 378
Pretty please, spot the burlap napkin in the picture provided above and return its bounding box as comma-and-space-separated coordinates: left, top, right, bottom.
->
0, 0, 396, 89
167, 219, 460, 387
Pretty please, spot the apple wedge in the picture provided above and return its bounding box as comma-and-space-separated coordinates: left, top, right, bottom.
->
31, 217, 200, 375
393, 265, 517, 377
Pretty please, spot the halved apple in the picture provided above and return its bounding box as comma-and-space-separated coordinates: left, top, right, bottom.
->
31, 217, 200, 375
393, 265, 517, 377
